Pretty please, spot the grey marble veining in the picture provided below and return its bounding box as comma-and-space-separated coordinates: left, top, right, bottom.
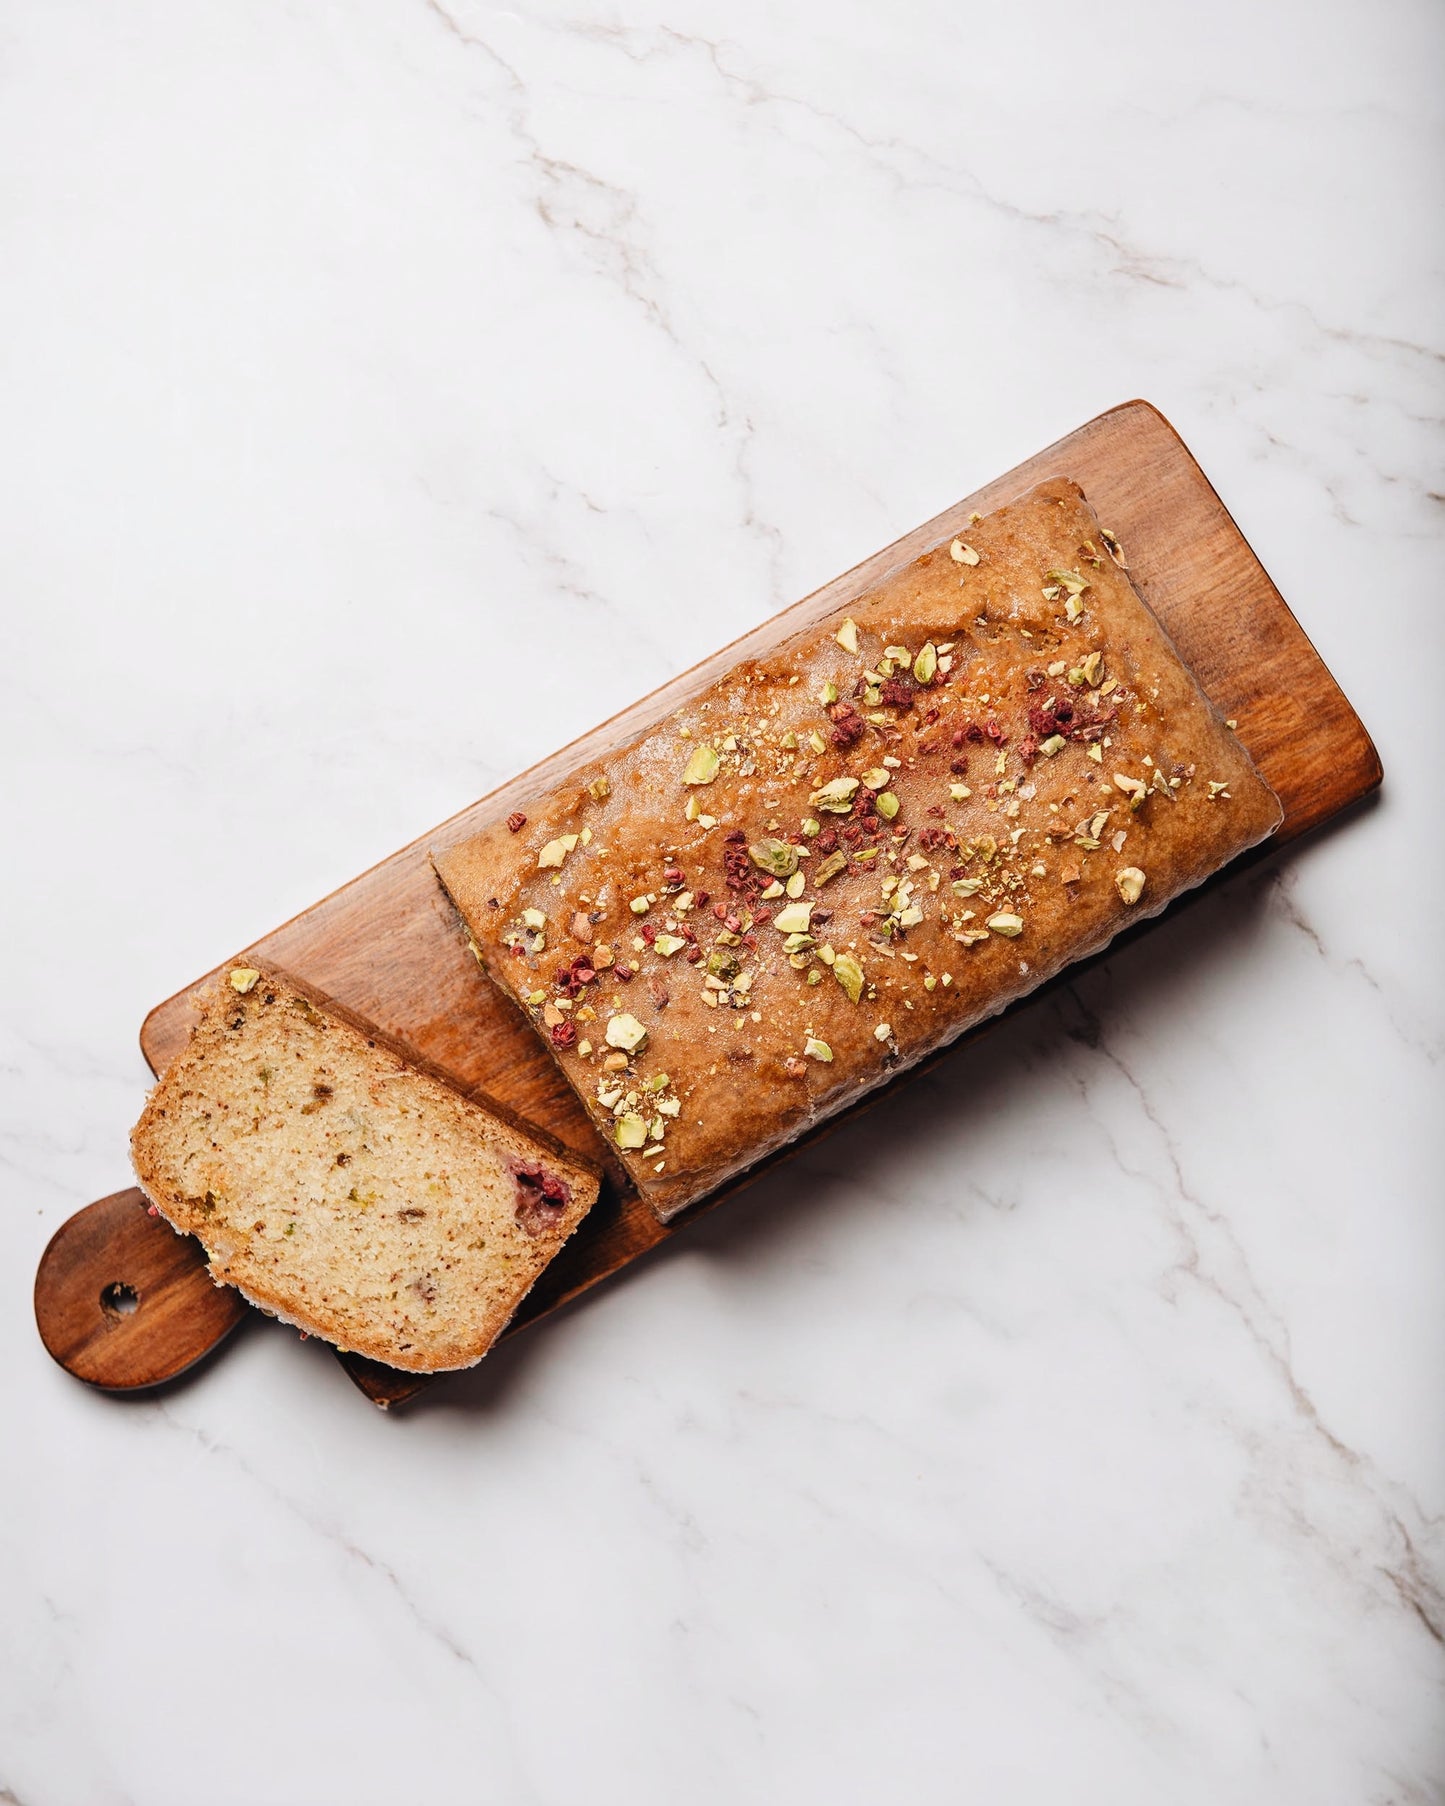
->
2, 0, 1442, 1800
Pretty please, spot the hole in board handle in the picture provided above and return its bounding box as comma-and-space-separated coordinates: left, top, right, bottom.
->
100, 1282, 139, 1318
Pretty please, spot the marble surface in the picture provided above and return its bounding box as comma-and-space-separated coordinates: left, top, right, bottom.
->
3, 0, 1442, 1799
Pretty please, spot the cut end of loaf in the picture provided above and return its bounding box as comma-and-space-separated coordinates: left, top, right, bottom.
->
129, 969, 599, 1372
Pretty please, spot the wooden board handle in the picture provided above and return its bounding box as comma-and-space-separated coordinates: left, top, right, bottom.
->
35, 1189, 250, 1391
34, 1190, 429, 1405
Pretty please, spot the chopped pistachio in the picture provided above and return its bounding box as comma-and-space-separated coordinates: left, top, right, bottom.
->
875, 791, 900, 819
986, 912, 1024, 937
832, 951, 865, 1004
1113, 773, 1146, 798
861, 766, 890, 790
816, 943, 837, 966
1047, 659, 1068, 677
781, 731, 798, 750
773, 901, 814, 935
801, 817, 821, 838
604, 1013, 648, 1052
1080, 650, 1103, 687
229, 967, 261, 993
835, 617, 860, 654
653, 933, 687, 957
1087, 743, 1103, 764
749, 837, 800, 878
1115, 866, 1146, 905
949, 783, 973, 801
1047, 568, 1089, 596
951, 877, 982, 896
913, 642, 938, 685
804, 1036, 833, 1062
1038, 734, 1066, 757
1065, 595, 1084, 623
681, 744, 720, 786
950, 539, 981, 565
785, 871, 806, 899
810, 776, 860, 813
615, 1113, 648, 1150
814, 849, 849, 887
808, 730, 827, 755
520, 907, 547, 930
819, 680, 839, 706
629, 894, 651, 914
587, 776, 612, 802
873, 1023, 892, 1041
883, 645, 910, 665
538, 834, 578, 869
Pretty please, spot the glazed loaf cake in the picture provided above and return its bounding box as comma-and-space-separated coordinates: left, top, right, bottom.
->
435, 478, 1282, 1223
131, 968, 599, 1371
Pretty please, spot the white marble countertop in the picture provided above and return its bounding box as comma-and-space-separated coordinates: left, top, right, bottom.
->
4, 1, 1442, 1800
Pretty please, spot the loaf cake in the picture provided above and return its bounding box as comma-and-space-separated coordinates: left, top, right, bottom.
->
130, 968, 600, 1371
434, 477, 1282, 1223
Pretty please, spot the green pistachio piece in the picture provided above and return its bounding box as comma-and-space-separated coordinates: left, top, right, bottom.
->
832, 951, 865, 1004
773, 901, 813, 935
804, 1036, 833, 1062
538, 835, 578, 869
913, 642, 938, 685
813, 849, 849, 887
986, 912, 1024, 937
748, 837, 800, 878
615, 1113, 648, 1150
681, 744, 720, 785
604, 1013, 648, 1052
875, 791, 900, 819
810, 777, 860, 814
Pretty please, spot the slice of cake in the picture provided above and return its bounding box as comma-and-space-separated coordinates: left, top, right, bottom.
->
130, 968, 599, 1372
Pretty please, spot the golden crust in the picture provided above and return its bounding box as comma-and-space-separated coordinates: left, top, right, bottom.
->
435, 479, 1282, 1222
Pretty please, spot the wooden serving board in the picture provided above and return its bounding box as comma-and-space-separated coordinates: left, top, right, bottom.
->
132, 401, 1379, 1405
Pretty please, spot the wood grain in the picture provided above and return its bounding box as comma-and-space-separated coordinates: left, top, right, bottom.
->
34, 1188, 248, 1390
98, 400, 1375, 1407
